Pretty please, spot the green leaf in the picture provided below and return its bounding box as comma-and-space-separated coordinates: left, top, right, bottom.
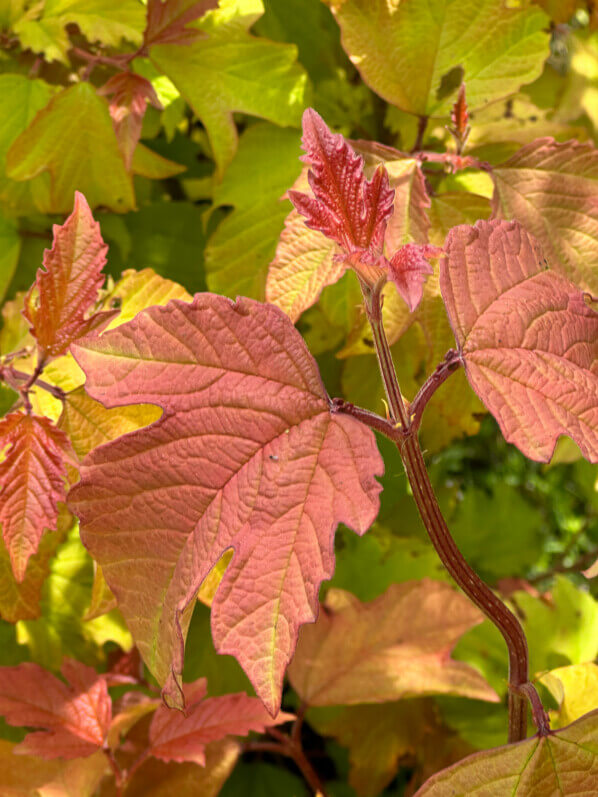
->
325, 0, 549, 116
0, 211, 20, 302
0, 74, 54, 215
42, 0, 145, 47
6, 82, 134, 214
150, 0, 308, 174
206, 122, 302, 300
220, 761, 308, 797
16, 524, 132, 670
13, 17, 71, 65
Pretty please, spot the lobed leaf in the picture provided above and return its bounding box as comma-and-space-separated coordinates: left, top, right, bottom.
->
68, 294, 383, 714
0, 412, 72, 582
144, 0, 218, 47
387, 243, 441, 312
24, 192, 114, 357
0, 659, 111, 759
441, 219, 598, 462
492, 137, 598, 296
288, 581, 498, 706
415, 709, 598, 796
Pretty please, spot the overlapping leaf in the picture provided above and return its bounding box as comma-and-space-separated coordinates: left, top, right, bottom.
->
68, 294, 383, 714
416, 709, 598, 795
148, 678, 291, 765
0, 412, 72, 582
144, 0, 218, 47
0, 659, 111, 759
288, 581, 498, 706
325, 0, 549, 116
24, 192, 114, 357
441, 219, 598, 462
492, 138, 598, 296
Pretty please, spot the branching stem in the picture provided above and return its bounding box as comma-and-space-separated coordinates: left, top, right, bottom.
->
362, 285, 546, 744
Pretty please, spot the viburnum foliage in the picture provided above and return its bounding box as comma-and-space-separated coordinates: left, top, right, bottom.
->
0, 1, 598, 795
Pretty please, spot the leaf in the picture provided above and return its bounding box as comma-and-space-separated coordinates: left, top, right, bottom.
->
0, 739, 108, 797
131, 142, 187, 179
68, 294, 383, 715
415, 709, 598, 796
325, 0, 549, 117
0, 210, 21, 303
219, 760, 308, 797
288, 581, 498, 706
24, 192, 114, 357
144, 0, 219, 47
13, 16, 71, 65
126, 738, 240, 797
387, 243, 440, 312
540, 663, 598, 728
41, 0, 146, 48
0, 412, 72, 582
98, 72, 162, 170
148, 679, 291, 765
441, 219, 598, 463
288, 109, 394, 260
149, 0, 308, 174
0, 658, 111, 759
6, 82, 135, 214
206, 122, 302, 301
492, 138, 598, 296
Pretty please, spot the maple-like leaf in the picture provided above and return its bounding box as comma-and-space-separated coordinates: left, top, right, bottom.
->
415, 709, 598, 796
148, 678, 291, 766
68, 294, 383, 714
0, 412, 72, 582
441, 219, 598, 463
144, 0, 217, 47
388, 243, 442, 312
98, 73, 162, 170
0, 659, 111, 759
288, 581, 498, 706
288, 109, 394, 279
24, 191, 116, 357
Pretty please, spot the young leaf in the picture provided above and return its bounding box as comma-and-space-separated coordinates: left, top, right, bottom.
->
144, 0, 218, 47
387, 243, 441, 312
68, 294, 383, 715
441, 219, 598, 463
24, 192, 115, 357
0, 412, 72, 582
148, 678, 292, 765
98, 73, 162, 170
288, 581, 498, 706
415, 709, 598, 796
492, 138, 598, 296
0, 659, 111, 759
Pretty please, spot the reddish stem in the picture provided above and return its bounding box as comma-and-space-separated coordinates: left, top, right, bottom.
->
409, 349, 462, 432
245, 728, 328, 797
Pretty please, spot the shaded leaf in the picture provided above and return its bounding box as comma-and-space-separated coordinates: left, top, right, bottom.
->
68, 294, 383, 714
0, 412, 72, 582
441, 219, 598, 463
148, 678, 291, 765
325, 0, 549, 116
492, 137, 598, 296
6, 83, 134, 214
144, 0, 218, 47
0, 658, 111, 759
288, 581, 498, 706
24, 192, 113, 357
0, 211, 21, 303
415, 709, 598, 796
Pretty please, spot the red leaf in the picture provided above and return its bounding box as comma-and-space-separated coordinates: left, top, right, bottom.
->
68, 295, 383, 714
98, 73, 162, 170
0, 659, 111, 759
144, 0, 217, 47
23, 192, 116, 357
441, 220, 598, 462
0, 412, 72, 581
288, 109, 394, 262
449, 84, 470, 152
388, 243, 441, 311
148, 679, 292, 766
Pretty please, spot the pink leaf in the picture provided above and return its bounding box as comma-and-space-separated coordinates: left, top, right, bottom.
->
98, 73, 162, 170
441, 219, 598, 462
148, 679, 292, 766
23, 192, 116, 357
0, 412, 72, 581
68, 295, 383, 714
144, 0, 217, 47
288, 109, 394, 260
0, 659, 111, 759
388, 243, 441, 311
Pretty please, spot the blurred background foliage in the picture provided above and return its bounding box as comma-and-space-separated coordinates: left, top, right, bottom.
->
0, 0, 597, 794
